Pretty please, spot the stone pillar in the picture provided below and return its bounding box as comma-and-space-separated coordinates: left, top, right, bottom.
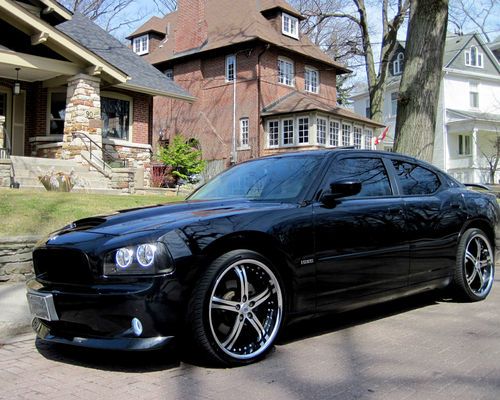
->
62, 74, 102, 160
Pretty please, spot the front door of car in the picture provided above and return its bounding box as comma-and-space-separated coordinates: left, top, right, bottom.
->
313, 155, 409, 311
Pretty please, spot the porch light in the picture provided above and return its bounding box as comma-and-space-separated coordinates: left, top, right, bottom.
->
13, 68, 21, 96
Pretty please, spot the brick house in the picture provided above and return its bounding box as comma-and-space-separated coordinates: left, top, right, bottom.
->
0, 0, 192, 189
127, 0, 384, 176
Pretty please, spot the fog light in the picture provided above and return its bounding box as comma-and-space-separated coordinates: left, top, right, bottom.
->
131, 318, 143, 336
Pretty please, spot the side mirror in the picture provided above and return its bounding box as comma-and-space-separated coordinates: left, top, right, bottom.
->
321, 180, 362, 205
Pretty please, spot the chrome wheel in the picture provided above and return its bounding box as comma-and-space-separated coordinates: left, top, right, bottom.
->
208, 258, 283, 360
463, 233, 494, 297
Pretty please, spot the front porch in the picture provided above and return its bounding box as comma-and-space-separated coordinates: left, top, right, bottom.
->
445, 109, 500, 184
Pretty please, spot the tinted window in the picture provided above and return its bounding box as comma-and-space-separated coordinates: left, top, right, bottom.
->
190, 155, 323, 201
326, 157, 392, 197
392, 160, 441, 195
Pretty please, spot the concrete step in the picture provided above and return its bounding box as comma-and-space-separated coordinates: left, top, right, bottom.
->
15, 176, 110, 189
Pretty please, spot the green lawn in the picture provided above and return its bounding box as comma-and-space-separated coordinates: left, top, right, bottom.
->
0, 189, 184, 237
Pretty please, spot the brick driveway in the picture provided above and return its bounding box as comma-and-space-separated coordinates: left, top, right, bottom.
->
1, 277, 499, 400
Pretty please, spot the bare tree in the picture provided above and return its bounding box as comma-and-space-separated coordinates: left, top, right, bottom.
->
59, 0, 145, 33
394, 0, 448, 162
449, 0, 499, 42
477, 133, 500, 184
292, 0, 410, 123
151, 0, 177, 13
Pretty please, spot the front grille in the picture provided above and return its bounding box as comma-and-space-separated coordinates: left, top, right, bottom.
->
33, 248, 94, 284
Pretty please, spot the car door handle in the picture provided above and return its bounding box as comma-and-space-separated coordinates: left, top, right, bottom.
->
450, 203, 461, 209
388, 207, 404, 215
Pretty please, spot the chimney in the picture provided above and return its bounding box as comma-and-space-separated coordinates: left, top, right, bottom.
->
174, 0, 208, 54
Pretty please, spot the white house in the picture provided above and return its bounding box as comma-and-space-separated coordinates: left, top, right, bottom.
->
351, 34, 500, 184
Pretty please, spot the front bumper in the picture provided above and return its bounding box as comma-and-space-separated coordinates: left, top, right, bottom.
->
27, 276, 183, 351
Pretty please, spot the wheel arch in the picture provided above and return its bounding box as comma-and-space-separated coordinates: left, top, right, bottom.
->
459, 218, 496, 254
198, 231, 297, 311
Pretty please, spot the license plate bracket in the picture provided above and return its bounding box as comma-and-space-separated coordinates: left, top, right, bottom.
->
27, 292, 59, 321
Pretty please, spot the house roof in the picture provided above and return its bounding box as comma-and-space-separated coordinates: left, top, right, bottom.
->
137, 0, 349, 73
259, 0, 304, 19
56, 13, 194, 100
126, 15, 170, 39
262, 91, 386, 128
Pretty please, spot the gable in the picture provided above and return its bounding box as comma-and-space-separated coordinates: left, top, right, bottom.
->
446, 35, 500, 75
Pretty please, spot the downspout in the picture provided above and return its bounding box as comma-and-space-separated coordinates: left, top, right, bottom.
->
232, 57, 237, 164
257, 44, 271, 156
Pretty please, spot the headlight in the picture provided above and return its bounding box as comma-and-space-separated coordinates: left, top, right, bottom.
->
103, 242, 173, 276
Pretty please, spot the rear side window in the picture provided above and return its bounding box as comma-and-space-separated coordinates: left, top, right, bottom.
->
392, 160, 441, 195
326, 157, 392, 197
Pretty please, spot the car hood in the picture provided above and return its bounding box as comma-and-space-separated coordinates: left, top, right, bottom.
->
57, 199, 294, 237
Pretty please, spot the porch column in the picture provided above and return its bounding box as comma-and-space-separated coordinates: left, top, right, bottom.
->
62, 74, 102, 160
471, 127, 478, 182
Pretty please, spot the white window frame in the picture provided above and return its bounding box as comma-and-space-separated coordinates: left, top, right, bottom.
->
304, 66, 319, 93
365, 99, 370, 118
225, 54, 236, 82
298, 116, 309, 144
278, 57, 294, 86
469, 82, 479, 108
353, 126, 362, 149
132, 35, 149, 55
239, 118, 249, 148
101, 91, 134, 142
465, 46, 484, 68
363, 128, 373, 150
341, 123, 352, 146
458, 134, 472, 156
282, 118, 295, 146
267, 120, 279, 148
317, 117, 327, 146
393, 52, 404, 75
329, 120, 339, 147
282, 12, 299, 39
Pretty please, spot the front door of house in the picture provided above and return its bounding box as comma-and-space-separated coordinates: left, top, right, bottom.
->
12, 90, 25, 156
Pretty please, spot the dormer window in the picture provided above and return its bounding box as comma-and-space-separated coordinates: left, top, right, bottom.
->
282, 13, 299, 39
465, 46, 483, 68
133, 35, 149, 55
393, 52, 404, 75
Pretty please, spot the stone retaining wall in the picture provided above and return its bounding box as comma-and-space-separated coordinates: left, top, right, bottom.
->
0, 236, 39, 283
0, 160, 11, 187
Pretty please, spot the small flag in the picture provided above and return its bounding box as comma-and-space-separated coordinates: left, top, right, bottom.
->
374, 126, 389, 145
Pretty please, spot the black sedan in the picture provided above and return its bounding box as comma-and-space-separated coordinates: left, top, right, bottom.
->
27, 150, 499, 366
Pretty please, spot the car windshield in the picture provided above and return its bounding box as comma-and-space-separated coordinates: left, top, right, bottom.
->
189, 154, 323, 202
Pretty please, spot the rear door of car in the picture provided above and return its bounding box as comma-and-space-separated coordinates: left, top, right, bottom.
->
313, 153, 409, 311
388, 157, 467, 285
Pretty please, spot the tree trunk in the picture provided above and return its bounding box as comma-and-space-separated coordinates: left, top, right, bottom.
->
393, 0, 448, 162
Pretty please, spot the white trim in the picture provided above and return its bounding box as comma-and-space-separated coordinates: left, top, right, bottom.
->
102, 137, 152, 150
278, 57, 294, 87
464, 46, 484, 68
225, 54, 236, 82
281, 117, 295, 146
101, 91, 134, 142
0, 86, 12, 141
46, 88, 66, 135
266, 119, 280, 148
443, 68, 500, 81
239, 117, 249, 148
282, 12, 299, 39
304, 66, 319, 93
133, 35, 149, 55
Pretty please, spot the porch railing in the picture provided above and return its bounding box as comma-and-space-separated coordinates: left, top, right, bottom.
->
72, 132, 126, 175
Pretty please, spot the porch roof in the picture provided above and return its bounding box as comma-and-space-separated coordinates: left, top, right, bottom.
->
447, 108, 500, 124
261, 91, 386, 128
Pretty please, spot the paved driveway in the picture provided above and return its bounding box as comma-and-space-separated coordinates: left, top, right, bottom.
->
1, 275, 499, 400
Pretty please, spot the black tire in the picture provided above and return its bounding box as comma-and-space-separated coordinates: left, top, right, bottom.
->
453, 228, 495, 301
187, 249, 284, 366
